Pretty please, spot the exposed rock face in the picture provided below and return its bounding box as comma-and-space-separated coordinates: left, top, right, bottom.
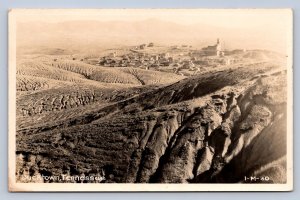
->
16, 66, 288, 184
156, 105, 222, 183
135, 111, 180, 182
196, 146, 214, 176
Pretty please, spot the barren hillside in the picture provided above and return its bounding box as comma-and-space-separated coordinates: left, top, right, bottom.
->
15, 59, 288, 183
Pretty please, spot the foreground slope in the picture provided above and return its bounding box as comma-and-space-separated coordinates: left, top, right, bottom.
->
16, 63, 288, 183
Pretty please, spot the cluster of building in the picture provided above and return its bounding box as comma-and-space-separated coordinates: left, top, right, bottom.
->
98, 51, 181, 69
132, 42, 154, 50
98, 52, 233, 72
95, 39, 243, 74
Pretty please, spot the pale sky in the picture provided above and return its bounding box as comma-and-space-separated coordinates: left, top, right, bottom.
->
11, 9, 293, 54
12, 9, 292, 27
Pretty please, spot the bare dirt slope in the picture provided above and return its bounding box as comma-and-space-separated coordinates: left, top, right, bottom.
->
15, 61, 288, 183
16, 57, 184, 130
18, 58, 184, 85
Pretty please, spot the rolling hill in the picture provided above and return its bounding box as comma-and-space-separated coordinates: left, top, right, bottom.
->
15, 60, 288, 183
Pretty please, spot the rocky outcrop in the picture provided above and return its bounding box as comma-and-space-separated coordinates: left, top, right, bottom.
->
124, 70, 287, 183
156, 105, 222, 183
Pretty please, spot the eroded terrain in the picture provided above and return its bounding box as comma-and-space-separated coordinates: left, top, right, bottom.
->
15, 48, 288, 183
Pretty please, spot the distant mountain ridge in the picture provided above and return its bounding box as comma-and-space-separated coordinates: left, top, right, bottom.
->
17, 19, 286, 54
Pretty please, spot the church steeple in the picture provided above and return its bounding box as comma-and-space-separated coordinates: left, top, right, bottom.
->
216, 38, 222, 56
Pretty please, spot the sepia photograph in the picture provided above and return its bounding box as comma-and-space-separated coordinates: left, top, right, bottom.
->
8, 9, 293, 191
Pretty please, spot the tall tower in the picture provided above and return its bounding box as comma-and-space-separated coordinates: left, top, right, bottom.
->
216, 38, 222, 56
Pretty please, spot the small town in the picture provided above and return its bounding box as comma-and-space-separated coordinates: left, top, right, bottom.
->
92, 39, 245, 76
